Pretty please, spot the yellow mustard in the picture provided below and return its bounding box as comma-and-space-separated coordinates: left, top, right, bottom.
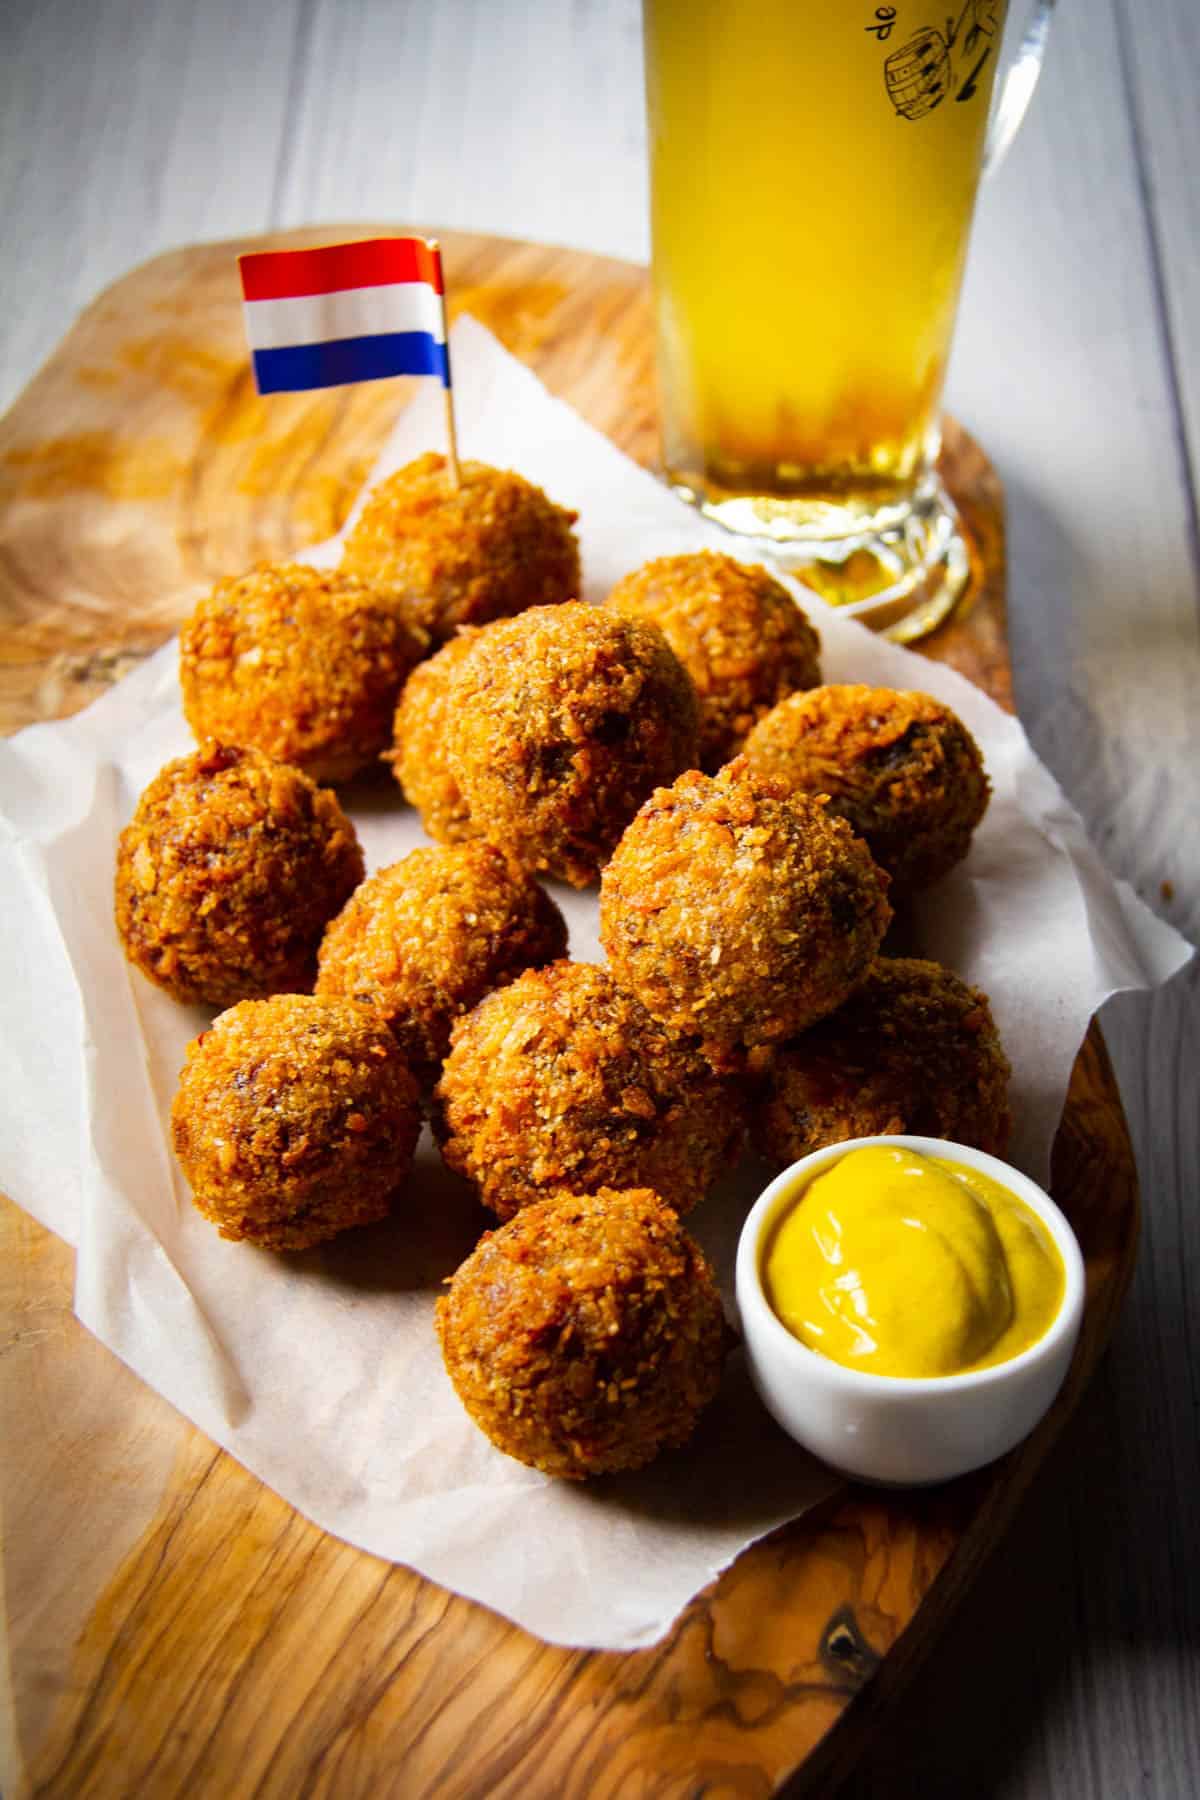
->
763, 1145, 1065, 1379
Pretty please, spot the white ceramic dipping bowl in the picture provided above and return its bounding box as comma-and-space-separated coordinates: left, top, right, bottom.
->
735, 1136, 1086, 1486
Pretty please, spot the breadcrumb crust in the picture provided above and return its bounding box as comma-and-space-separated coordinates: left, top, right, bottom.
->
441, 602, 700, 887
316, 842, 567, 1085
753, 955, 1013, 1164
341, 453, 581, 643
180, 562, 425, 784
600, 760, 892, 1066
605, 550, 821, 771
742, 683, 990, 896
436, 1186, 728, 1479
434, 960, 743, 1218
389, 629, 482, 840
114, 742, 363, 1006
171, 993, 422, 1250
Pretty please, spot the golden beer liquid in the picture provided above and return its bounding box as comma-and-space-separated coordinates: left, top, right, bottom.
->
645, 0, 1006, 526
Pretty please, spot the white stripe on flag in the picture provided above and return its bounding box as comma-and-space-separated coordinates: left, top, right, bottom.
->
242, 283, 446, 352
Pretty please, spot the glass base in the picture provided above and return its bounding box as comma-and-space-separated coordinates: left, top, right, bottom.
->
664, 471, 971, 644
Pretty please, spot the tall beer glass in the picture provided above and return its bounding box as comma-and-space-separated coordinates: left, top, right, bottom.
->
644, 0, 1051, 639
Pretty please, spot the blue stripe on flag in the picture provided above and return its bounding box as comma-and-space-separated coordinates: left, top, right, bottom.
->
251, 331, 450, 394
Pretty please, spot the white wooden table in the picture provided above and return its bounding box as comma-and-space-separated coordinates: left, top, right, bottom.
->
2, 2, 1197, 1794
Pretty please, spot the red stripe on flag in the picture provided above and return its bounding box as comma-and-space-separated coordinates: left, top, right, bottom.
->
238, 237, 444, 302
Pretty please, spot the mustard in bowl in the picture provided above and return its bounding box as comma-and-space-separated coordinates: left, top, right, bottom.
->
735, 1137, 1086, 1485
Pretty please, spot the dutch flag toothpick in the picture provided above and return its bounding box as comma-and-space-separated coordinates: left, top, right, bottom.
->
238, 235, 460, 479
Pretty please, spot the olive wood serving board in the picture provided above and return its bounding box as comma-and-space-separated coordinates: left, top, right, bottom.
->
0, 228, 1137, 1799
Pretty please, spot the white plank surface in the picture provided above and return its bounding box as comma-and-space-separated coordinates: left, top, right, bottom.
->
272, 0, 649, 263
0, 0, 297, 413
1, 1, 1197, 1795
1116, 0, 1200, 524
949, 0, 1200, 943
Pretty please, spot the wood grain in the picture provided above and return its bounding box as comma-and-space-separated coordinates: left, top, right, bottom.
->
0, 225, 1008, 732
0, 229, 1140, 1798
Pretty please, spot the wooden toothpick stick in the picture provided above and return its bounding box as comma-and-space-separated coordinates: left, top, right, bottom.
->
428, 239, 461, 491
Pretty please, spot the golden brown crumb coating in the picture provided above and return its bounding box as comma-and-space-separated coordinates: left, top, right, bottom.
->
434, 960, 743, 1220
753, 956, 1012, 1164
436, 1187, 727, 1479
340, 453, 581, 643
604, 551, 821, 771
179, 562, 425, 784
389, 629, 481, 840
315, 842, 568, 1085
441, 602, 699, 888
171, 994, 422, 1250
114, 742, 364, 1006
741, 684, 989, 897
599, 759, 892, 1068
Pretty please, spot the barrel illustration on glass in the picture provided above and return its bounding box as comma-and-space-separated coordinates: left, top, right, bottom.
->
885, 29, 952, 120
885, 3, 1001, 122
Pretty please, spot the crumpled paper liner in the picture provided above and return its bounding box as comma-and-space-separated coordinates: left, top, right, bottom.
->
0, 318, 1190, 1650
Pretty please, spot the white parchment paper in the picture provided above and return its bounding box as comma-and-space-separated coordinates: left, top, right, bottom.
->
0, 319, 1191, 1650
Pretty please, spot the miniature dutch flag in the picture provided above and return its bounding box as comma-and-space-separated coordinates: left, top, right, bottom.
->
238, 236, 450, 396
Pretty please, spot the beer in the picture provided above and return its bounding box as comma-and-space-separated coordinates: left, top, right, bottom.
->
645, 0, 1006, 539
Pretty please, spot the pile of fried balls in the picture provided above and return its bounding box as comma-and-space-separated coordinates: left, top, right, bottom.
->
115, 455, 1009, 1481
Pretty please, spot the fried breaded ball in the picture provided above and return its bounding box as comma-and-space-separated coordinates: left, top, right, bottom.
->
389, 628, 480, 840
753, 957, 1012, 1164
441, 602, 699, 887
434, 961, 743, 1220
599, 759, 892, 1068
315, 843, 568, 1086
741, 684, 989, 896
604, 551, 821, 771
115, 742, 364, 1007
340, 453, 581, 643
171, 994, 421, 1249
436, 1187, 727, 1479
179, 562, 425, 784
